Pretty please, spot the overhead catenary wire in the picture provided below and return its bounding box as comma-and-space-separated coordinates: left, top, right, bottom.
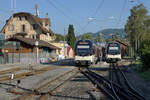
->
46, 0, 71, 21
116, 0, 127, 26
0, 9, 10, 14
81, 0, 105, 33
52, 0, 72, 16
45, 0, 82, 35
92, 0, 105, 17
51, 0, 83, 36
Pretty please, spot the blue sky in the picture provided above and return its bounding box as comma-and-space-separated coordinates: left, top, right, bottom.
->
0, 0, 150, 36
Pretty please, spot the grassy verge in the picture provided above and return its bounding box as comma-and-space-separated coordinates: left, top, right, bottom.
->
139, 69, 150, 81
133, 60, 150, 81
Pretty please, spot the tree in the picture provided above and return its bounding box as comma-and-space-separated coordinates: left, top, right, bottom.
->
105, 38, 111, 43
66, 24, 76, 49
55, 34, 65, 42
81, 33, 94, 40
95, 33, 101, 43
125, 4, 150, 70
125, 4, 148, 55
115, 33, 120, 40
140, 38, 150, 70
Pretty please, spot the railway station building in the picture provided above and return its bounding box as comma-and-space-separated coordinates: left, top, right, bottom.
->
115, 40, 128, 57
0, 12, 61, 64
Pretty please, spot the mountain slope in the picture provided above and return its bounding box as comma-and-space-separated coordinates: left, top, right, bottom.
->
78, 28, 126, 40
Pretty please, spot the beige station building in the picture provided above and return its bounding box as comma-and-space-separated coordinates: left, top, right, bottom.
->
0, 11, 73, 63
1, 12, 55, 42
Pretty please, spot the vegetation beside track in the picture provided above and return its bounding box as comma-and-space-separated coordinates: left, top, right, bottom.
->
133, 60, 150, 81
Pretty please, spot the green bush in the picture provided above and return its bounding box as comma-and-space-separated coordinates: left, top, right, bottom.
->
140, 40, 150, 70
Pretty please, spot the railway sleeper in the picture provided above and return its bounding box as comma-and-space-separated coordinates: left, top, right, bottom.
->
81, 71, 117, 100
85, 69, 144, 100
116, 67, 146, 100
88, 70, 135, 99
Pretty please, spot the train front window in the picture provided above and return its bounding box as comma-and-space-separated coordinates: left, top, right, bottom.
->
78, 49, 89, 53
76, 45, 91, 55
77, 44, 90, 52
107, 46, 120, 54
107, 43, 120, 54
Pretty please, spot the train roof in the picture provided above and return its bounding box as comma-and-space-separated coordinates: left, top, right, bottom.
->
77, 39, 93, 42
76, 40, 94, 45
107, 41, 120, 44
106, 42, 121, 48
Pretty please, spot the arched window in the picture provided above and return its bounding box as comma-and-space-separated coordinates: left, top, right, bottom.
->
25, 16, 28, 20
18, 16, 22, 21
9, 24, 14, 31
22, 24, 25, 32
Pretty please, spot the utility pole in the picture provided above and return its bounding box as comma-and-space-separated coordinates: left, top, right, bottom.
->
11, 0, 13, 27
11, 0, 14, 63
35, 4, 39, 17
64, 28, 66, 58
35, 41, 39, 63
11, 0, 15, 19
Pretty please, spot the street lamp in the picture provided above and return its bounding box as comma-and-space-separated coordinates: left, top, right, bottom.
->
64, 28, 66, 58
35, 41, 39, 63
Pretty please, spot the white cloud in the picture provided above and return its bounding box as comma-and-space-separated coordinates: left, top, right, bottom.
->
88, 17, 95, 22
108, 16, 115, 20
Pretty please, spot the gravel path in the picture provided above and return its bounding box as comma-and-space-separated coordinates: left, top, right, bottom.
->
49, 73, 108, 100
0, 60, 150, 100
48, 62, 111, 100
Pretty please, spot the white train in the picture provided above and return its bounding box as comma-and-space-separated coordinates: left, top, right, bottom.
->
106, 42, 121, 63
74, 40, 100, 66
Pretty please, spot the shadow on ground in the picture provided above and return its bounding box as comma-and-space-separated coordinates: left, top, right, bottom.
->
41, 59, 76, 66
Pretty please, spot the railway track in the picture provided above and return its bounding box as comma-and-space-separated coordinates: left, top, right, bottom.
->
0, 66, 58, 82
0, 61, 146, 100
112, 63, 146, 100
0, 67, 22, 75
12, 67, 78, 100
80, 68, 119, 100
80, 65, 147, 100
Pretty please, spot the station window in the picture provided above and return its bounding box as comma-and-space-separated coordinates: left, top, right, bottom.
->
25, 16, 28, 20
40, 23, 43, 26
18, 16, 22, 21
45, 23, 48, 26
22, 24, 25, 32
9, 24, 14, 31
32, 35, 36, 39
32, 24, 38, 30
29, 35, 32, 39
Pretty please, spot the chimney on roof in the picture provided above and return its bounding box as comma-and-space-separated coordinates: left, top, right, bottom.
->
35, 4, 39, 17
46, 13, 48, 18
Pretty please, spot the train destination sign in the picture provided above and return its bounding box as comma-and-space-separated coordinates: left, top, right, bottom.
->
77, 45, 90, 48
109, 47, 118, 50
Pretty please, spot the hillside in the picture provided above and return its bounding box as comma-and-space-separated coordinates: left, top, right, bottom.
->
78, 28, 126, 40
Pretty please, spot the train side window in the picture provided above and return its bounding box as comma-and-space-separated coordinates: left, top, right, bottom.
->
91, 49, 95, 54
93, 49, 95, 54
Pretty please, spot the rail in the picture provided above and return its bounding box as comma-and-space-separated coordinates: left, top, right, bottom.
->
80, 66, 146, 100
113, 63, 146, 100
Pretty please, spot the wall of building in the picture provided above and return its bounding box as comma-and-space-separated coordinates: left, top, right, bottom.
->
4, 15, 54, 42
6, 45, 42, 53
51, 42, 65, 55
40, 33, 53, 42
0, 49, 56, 64
51, 42, 74, 58
5, 16, 38, 39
